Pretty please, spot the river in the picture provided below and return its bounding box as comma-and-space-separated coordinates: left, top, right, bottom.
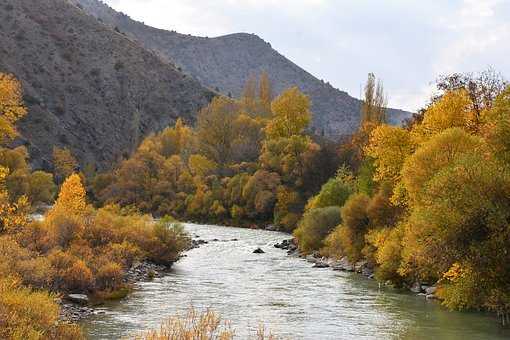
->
81, 223, 510, 339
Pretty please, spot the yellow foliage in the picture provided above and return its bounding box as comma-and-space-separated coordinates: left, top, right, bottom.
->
412, 89, 476, 143
47, 173, 87, 222
0, 276, 83, 340
266, 87, 311, 139
52, 147, 78, 181
0, 73, 27, 145
188, 154, 217, 178
365, 124, 414, 183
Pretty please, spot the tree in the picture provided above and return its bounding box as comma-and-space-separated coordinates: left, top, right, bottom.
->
434, 68, 507, 120
482, 85, 510, 164
411, 89, 476, 142
196, 96, 238, 166
0, 167, 29, 234
361, 73, 387, 126
47, 174, 86, 221
351, 73, 387, 160
242, 74, 258, 114
259, 71, 273, 115
293, 206, 341, 253
401, 128, 484, 205
53, 147, 78, 183
365, 124, 414, 184
305, 169, 355, 211
0, 73, 27, 144
401, 152, 510, 314
265, 87, 311, 139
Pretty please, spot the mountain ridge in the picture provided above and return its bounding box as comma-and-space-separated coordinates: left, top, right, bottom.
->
69, 0, 412, 137
0, 0, 214, 169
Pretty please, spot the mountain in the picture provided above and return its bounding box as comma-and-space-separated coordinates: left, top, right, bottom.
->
0, 0, 214, 170
69, 0, 411, 138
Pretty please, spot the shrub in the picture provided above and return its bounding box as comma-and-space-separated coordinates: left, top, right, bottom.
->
146, 218, 190, 265
293, 207, 341, 253
62, 259, 94, 292
95, 262, 124, 291
0, 276, 83, 340
135, 308, 234, 340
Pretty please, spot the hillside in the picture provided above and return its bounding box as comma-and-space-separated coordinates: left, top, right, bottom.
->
70, 0, 411, 138
0, 0, 214, 170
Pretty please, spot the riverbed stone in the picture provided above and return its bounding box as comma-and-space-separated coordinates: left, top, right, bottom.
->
410, 282, 422, 293
66, 294, 89, 305
425, 286, 437, 295
426, 294, 439, 300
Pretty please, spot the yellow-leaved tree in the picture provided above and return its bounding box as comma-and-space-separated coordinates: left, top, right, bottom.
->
265, 87, 311, 139
0, 166, 29, 234
47, 173, 86, 221
365, 124, 414, 184
52, 147, 78, 183
0, 73, 27, 145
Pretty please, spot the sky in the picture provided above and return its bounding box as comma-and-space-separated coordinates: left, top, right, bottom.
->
104, 0, 510, 112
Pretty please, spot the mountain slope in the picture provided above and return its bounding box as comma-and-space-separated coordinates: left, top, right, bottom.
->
71, 0, 411, 137
0, 0, 214, 169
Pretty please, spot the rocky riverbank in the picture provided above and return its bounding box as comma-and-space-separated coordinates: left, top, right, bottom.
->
59, 261, 171, 322
273, 238, 439, 300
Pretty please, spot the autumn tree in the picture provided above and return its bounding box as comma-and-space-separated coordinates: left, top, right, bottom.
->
197, 96, 238, 167
0, 73, 27, 144
351, 73, 387, 160
361, 73, 387, 125
47, 173, 87, 221
259, 71, 273, 115
53, 147, 79, 183
365, 124, 414, 184
241, 74, 258, 114
265, 87, 311, 139
434, 68, 507, 120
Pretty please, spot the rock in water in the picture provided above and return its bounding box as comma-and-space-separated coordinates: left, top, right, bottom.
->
253, 248, 265, 254
66, 294, 89, 305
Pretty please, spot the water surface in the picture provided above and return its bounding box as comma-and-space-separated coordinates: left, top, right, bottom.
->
81, 223, 509, 339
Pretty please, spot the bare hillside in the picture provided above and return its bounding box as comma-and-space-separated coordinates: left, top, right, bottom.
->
0, 0, 214, 169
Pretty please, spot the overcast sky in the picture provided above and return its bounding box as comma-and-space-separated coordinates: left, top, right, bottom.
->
104, 0, 509, 112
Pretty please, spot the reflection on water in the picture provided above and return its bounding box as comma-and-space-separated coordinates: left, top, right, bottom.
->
81, 224, 510, 339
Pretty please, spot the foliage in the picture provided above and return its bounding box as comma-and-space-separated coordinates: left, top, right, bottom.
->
265, 87, 311, 139
293, 207, 341, 253
0, 276, 84, 340
52, 147, 78, 183
0, 73, 27, 144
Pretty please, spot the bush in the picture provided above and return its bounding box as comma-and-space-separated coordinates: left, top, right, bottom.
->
146, 218, 190, 265
62, 259, 94, 292
95, 262, 123, 291
0, 276, 83, 340
293, 207, 341, 253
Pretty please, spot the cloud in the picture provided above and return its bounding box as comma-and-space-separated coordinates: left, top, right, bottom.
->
103, 0, 510, 112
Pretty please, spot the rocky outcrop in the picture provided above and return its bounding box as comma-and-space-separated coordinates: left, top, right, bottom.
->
70, 0, 412, 139
0, 0, 214, 170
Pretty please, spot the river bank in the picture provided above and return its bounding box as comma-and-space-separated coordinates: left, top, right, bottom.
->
274, 238, 441, 300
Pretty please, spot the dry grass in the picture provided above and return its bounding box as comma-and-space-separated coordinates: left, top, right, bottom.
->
133, 308, 279, 340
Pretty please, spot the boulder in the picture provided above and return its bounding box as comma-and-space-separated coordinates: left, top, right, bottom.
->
425, 286, 437, 295
426, 294, 439, 300
66, 294, 89, 305
313, 261, 329, 268
253, 248, 265, 254
410, 282, 422, 293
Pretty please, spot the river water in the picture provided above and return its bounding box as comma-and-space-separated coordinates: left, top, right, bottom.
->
81, 223, 510, 339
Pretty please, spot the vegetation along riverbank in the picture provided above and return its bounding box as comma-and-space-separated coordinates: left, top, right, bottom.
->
1, 63, 510, 338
